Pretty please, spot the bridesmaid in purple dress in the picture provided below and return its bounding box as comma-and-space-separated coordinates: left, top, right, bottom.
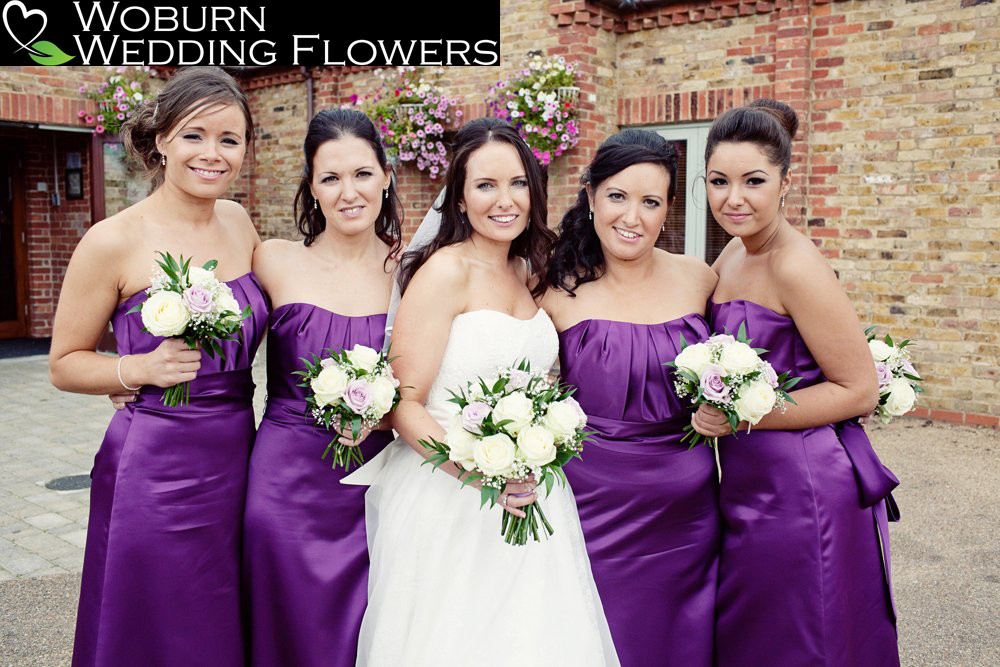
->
49, 68, 265, 666
541, 129, 720, 667
241, 109, 399, 667
691, 99, 899, 666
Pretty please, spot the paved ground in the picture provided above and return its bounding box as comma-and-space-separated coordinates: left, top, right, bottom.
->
0, 352, 997, 665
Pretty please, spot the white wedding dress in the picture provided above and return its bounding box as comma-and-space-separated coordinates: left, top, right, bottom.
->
343, 308, 619, 666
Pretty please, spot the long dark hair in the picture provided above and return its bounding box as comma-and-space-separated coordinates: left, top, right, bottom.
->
122, 66, 253, 190
546, 129, 678, 296
293, 108, 402, 263
397, 117, 555, 298
705, 98, 798, 176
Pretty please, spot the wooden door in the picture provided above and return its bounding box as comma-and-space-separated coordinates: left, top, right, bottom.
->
0, 141, 28, 338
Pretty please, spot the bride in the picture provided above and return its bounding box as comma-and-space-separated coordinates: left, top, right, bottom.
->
343, 118, 618, 666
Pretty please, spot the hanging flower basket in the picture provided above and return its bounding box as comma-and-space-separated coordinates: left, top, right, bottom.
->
78, 66, 155, 135
354, 67, 462, 180
488, 56, 581, 166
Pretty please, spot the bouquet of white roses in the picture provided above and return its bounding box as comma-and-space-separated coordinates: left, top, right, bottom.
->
420, 360, 590, 546
667, 322, 801, 447
866, 327, 922, 423
128, 251, 250, 406
294, 344, 401, 472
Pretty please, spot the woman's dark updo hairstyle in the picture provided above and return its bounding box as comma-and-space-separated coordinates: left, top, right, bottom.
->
293, 108, 402, 262
121, 66, 253, 190
397, 117, 555, 298
546, 128, 678, 296
705, 98, 798, 177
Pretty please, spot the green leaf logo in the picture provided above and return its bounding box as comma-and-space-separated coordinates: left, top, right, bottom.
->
27, 40, 73, 65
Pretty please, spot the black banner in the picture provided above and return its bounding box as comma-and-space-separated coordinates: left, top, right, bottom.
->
1, 0, 500, 66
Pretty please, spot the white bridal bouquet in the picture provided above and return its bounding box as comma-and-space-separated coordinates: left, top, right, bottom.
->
667, 323, 801, 447
420, 360, 590, 546
128, 252, 251, 406
866, 327, 923, 423
294, 344, 401, 472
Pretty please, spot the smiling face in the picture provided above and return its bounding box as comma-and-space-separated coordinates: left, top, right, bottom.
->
310, 135, 391, 238
706, 141, 791, 238
155, 101, 247, 198
588, 161, 670, 262
459, 141, 531, 244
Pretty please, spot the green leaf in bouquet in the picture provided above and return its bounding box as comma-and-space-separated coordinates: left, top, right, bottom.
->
351, 415, 362, 441
752, 347, 768, 355
737, 321, 749, 343
903, 372, 922, 382
727, 411, 740, 433
202, 259, 218, 271
913, 385, 924, 394
126, 303, 143, 315
492, 377, 508, 394
676, 368, 701, 386
864, 326, 876, 340
884, 333, 893, 346
677, 332, 689, 350
480, 486, 501, 509
782, 376, 803, 391
543, 471, 555, 497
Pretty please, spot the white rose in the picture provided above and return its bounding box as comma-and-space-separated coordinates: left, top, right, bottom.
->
733, 381, 777, 425
517, 425, 557, 467
718, 342, 760, 376
346, 344, 380, 373
674, 343, 713, 378
474, 433, 516, 477
491, 391, 535, 435
187, 266, 218, 288
543, 399, 585, 442
370, 375, 397, 417
311, 366, 349, 407
868, 340, 894, 363
215, 289, 242, 320
884, 378, 916, 416
141, 291, 190, 337
446, 416, 478, 471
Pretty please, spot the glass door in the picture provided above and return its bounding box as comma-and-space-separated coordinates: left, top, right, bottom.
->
651, 123, 731, 265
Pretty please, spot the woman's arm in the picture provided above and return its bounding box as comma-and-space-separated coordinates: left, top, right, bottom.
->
50, 223, 201, 395
693, 246, 878, 435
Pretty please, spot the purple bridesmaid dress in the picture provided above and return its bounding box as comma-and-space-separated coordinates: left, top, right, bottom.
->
242, 304, 393, 667
711, 299, 899, 667
73, 273, 270, 667
558, 315, 721, 667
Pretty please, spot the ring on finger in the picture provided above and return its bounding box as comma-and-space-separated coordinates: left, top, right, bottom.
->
500, 494, 508, 507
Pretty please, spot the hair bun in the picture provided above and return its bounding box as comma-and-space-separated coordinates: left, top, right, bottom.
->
749, 98, 798, 140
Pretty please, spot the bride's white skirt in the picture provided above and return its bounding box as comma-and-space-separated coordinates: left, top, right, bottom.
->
348, 438, 619, 666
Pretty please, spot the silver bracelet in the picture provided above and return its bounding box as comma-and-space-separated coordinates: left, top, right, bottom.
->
116, 354, 140, 391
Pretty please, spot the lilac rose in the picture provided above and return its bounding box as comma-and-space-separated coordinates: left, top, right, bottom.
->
707, 333, 736, 345
181, 285, 214, 314
343, 379, 373, 414
875, 361, 892, 388
762, 362, 779, 388
900, 358, 919, 379
507, 370, 531, 390
700, 364, 731, 403
462, 402, 492, 433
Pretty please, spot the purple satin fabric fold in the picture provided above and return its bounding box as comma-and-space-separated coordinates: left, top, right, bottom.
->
559, 316, 719, 667
74, 273, 269, 667
243, 303, 392, 667
710, 299, 899, 667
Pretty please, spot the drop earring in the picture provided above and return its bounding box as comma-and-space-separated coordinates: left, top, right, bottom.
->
780, 194, 786, 209
383, 188, 389, 200
588, 210, 594, 223
160, 154, 166, 166
313, 198, 318, 210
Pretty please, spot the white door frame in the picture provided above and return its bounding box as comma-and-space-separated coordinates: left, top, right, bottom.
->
648, 122, 712, 260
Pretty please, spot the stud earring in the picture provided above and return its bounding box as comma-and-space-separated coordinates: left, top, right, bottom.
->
661, 223, 666, 233
160, 154, 166, 166
780, 195, 786, 209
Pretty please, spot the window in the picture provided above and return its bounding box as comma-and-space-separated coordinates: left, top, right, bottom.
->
649, 122, 731, 265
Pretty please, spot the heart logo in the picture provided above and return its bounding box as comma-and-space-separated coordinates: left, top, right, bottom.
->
3, 0, 46, 55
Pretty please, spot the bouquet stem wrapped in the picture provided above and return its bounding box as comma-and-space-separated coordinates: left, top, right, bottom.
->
667, 322, 801, 447
128, 252, 251, 406
419, 360, 591, 546
294, 344, 401, 472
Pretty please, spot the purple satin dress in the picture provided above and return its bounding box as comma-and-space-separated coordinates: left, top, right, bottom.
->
242, 304, 393, 667
711, 300, 899, 667
73, 273, 269, 667
559, 316, 721, 667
